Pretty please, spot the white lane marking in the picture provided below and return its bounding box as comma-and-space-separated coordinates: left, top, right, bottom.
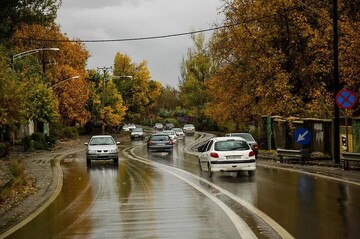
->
126, 140, 294, 239
257, 164, 360, 187
125, 147, 257, 239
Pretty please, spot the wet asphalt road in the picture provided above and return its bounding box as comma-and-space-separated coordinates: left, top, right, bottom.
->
7, 134, 360, 239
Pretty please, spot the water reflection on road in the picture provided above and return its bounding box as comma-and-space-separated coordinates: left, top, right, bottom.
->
7, 134, 360, 239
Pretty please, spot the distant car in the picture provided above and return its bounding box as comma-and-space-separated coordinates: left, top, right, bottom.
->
183, 124, 195, 135
154, 123, 164, 131
147, 133, 173, 153
198, 137, 256, 178
123, 123, 136, 131
162, 130, 178, 144
225, 133, 259, 157
131, 127, 145, 140
164, 123, 174, 130
172, 127, 185, 139
85, 135, 120, 166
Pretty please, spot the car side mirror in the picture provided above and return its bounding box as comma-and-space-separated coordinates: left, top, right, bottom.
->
116, 142, 120, 145
84, 143, 88, 146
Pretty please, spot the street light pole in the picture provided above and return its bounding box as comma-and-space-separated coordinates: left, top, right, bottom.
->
12, 47, 60, 71
51, 76, 80, 89
332, 0, 340, 164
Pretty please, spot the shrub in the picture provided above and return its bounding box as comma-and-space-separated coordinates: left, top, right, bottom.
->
0, 143, 11, 158
22, 136, 34, 152
31, 132, 49, 150
62, 126, 78, 139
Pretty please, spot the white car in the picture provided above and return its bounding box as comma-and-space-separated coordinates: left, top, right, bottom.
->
198, 137, 256, 178
172, 127, 185, 139
123, 123, 136, 131
162, 130, 178, 144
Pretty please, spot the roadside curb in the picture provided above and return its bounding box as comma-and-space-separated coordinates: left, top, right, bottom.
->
0, 154, 63, 238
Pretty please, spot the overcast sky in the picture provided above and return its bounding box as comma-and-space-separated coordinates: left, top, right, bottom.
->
56, 0, 224, 87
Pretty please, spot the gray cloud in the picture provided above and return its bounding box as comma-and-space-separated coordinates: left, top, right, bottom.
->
56, 0, 223, 87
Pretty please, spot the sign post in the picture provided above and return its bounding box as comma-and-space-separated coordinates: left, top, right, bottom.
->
336, 89, 357, 152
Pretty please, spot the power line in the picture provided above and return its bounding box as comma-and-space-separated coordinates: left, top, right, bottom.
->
11, 23, 240, 43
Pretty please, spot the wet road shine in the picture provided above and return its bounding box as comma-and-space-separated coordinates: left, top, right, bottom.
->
6, 133, 360, 239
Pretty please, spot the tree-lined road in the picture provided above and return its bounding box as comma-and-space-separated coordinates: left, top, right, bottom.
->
7, 134, 360, 239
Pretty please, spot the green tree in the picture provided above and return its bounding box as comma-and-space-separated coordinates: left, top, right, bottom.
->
86, 70, 127, 134
179, 33, 216, 124
0, 50, 28, 139
0, 0, 61, 42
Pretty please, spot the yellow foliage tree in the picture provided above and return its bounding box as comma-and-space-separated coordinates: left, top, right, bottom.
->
11, 23, 91, 125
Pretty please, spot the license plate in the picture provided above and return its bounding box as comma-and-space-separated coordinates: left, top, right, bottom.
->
226, 155, 241, 159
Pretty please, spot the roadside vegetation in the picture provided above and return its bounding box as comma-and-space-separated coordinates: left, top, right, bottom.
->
0, 1, 359, 151
0, 159, 35, 209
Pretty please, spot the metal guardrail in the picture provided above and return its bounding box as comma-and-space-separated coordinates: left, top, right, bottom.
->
341, 152, 360, 170
276, 148, 311, 163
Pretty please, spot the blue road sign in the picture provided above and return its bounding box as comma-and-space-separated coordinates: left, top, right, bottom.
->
294, 127, 311, 145
336, 89, 356, 109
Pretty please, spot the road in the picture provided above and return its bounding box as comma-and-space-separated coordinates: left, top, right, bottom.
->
7, 133, 360, 239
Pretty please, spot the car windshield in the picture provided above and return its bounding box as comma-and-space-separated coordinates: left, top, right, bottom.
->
173, 128, 182, 132
151, 135, 169, 141
214, 140, 250, 151
184, 124, 194, 127
90, 137, 115, 145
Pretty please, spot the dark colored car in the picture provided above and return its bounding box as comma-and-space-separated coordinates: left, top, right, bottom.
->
225, 133, 259, 157
147, 133, 173, 153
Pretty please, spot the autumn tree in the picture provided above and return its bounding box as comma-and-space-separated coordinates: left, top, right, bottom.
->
113, 52, 162, 123
86, 70, 127, 134
207, 0, 359, 130
11, 23, 91, 126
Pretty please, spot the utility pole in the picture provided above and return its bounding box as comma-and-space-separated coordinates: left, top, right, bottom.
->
332, 0, 340, 164
97, 67, 112, 134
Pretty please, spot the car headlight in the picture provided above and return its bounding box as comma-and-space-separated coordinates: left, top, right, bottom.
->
108, 149, 118, 153
87, 150, 97, 154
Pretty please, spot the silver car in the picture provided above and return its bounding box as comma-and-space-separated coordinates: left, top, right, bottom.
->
183, 124, 195, 135
131, 128, 145, 140
172, 127, 185, 139
147, 133, 173, 153
85, 135, 120, 166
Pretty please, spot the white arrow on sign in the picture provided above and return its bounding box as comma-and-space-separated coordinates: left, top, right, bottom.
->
297, 130, 309, 142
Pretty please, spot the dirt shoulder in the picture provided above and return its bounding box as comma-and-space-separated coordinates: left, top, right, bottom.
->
0, 137, 87, 236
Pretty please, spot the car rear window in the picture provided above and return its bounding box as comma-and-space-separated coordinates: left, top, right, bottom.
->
151, 135, 169, 141
90, 137, 115, 145
214, 140, 250, 151
237, 134, 254, 141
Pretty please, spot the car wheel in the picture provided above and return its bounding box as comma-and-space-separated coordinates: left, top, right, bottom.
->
248, 171, 255, 177
207, 163, 213, 178
114, 157, 119, 165
86, 157, 91, 167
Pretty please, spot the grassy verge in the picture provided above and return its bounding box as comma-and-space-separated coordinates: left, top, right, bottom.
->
0, 159, 36, 208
